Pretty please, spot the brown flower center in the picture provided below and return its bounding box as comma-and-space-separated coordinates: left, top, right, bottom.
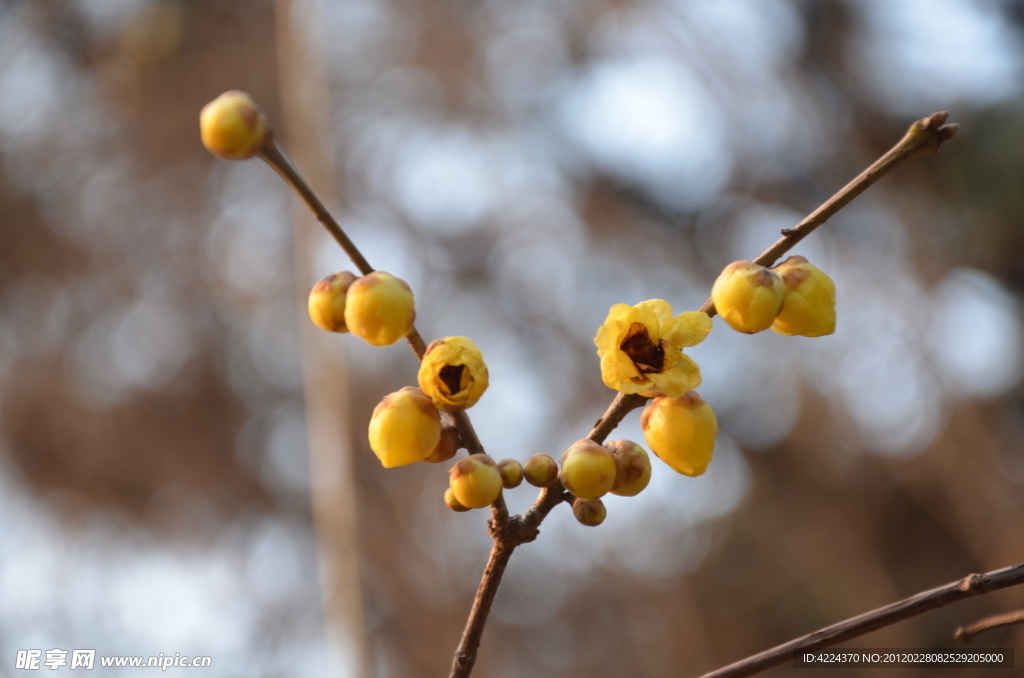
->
620, 323, 664, 375
439, 364, 466, 395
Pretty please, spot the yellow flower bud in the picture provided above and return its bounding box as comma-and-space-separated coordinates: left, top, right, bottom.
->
444, 487, 472, 512
559, 440, 616, 499
308, 271, 357, 333
640, 392, 718, 477
344, 272, 416, 346
572, 497, 607, 527
367, 387, 440, 468
423, 423, 460, 464
604, 439, 652, 497
497, 459, 524, 489
771, 256, 836, 337
523, 453, 559, 488
449, 455, 503, 509
711, 261, 785, 333
417, 337, 489, 411
199, 91, 267, 160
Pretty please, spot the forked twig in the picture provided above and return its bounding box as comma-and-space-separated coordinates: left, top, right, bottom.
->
259, 109, 962, 678
448, 112, 959, 678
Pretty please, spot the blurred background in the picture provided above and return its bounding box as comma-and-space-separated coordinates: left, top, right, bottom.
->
1, 0, 1024, 676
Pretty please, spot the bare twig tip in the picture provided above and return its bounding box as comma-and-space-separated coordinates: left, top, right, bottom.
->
918, 111, 950, 130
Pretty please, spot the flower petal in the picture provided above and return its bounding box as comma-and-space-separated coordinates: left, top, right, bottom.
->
595, 319, 625, 355
663, 311, 713, 348
645, 353, 702, 398
603, 303, 639, 326
633, 299, 672, 336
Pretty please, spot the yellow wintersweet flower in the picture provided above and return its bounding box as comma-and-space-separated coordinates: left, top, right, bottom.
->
417, 336, 489, 411
594, 300, 712, 398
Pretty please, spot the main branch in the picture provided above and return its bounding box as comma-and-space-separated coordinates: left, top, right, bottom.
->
697, 562, 1024, 678
447, 112, 959, 678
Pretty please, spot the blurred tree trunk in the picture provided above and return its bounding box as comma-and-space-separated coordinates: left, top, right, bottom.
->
273, 1, 369, 676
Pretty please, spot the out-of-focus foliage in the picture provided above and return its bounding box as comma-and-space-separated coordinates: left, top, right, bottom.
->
1, 0, 1023, 676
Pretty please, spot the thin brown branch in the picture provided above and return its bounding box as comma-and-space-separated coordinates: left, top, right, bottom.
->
587, 392, 650, 444
954, 608, 1024, 643
259, 135, 375, 277
447, 111, 960, 678
695, 563, 1024, 678
449, 520, 524, 678
261, 136, 434, 358
697, 111, 959, 317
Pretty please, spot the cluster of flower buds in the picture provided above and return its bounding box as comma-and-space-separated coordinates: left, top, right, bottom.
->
440, 454, 538, 513
443, 455, 524, 511
362, 334, 490, 468
304, 263, 506, 509
711, 256, 835, 336
555, 438, 654, 526
307, 270, 416, 345
437, 439, 657, 526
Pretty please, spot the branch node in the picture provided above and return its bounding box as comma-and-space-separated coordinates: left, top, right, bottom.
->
780, 228, 796, 236
489, 515, 539, 548
961, 573, 990, 592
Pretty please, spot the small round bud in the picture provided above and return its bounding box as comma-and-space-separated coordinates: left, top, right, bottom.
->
559, 440, 616, 499
572, 497, 607, 527
523, 453, 559, 488
605, 439, 652, 497
367, 387, 441, 468
199, 91, 267, 160
771, 256, 836, 337
449, 455, 503, 509
308, 271, 357, 333
344, 272, 416, 346
444, 487, 472, 512
640, 392, 718, 477
711, 261, 785, 333
417, 337, 489, 411
497, 459, 524, 489
423, 423, 460, 464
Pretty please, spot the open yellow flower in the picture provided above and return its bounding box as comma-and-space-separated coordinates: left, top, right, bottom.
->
595, 300, 712, 398
417, 336, 488, 411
